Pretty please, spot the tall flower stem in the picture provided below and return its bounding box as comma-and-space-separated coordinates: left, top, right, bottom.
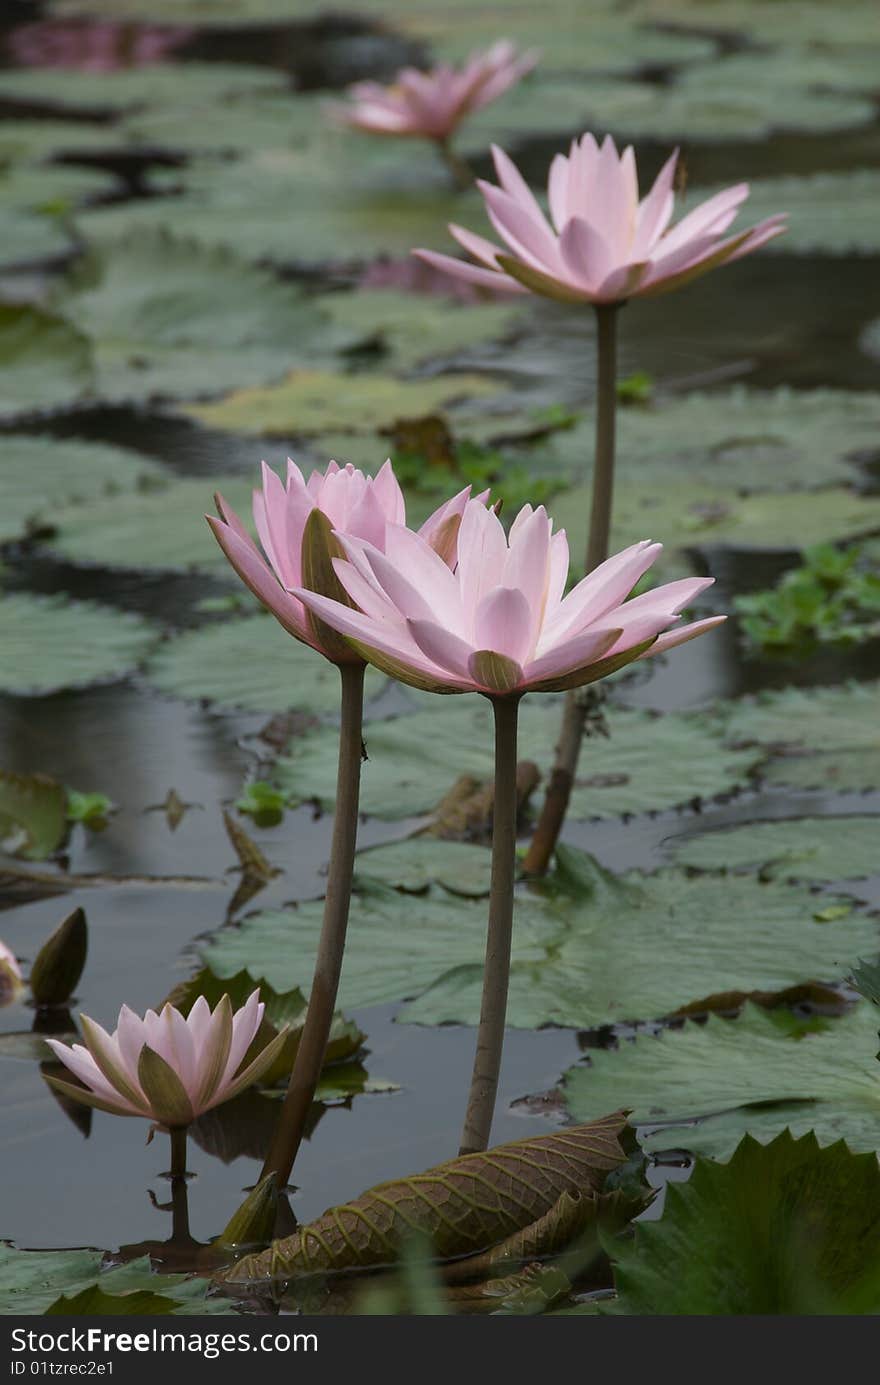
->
261, 662, 365, 1189
459, 693, 521, 1155
169, 1126, 187, 1181
523, 302, 620, 877
436, 137, 474, 190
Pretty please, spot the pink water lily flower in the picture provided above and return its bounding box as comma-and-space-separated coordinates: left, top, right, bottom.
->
208, 459, 479, 665
0, 940, 22, 1004
415, 136, 786, 302
338, 40, 538, 143
294, 500, 724, 695
44, 993, 287, 1128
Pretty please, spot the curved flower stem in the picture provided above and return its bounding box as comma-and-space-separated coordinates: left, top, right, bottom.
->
459, 693, 521, 1155
436, 137, 474, 190
523, 302, 619, 878
261, 662, 365, 1189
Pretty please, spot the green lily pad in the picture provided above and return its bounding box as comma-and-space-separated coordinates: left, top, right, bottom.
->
184, 368, 501, 437
50, 231, 337, 402
201, 845, 878, 1029
43, 477, 253, 573
699, 169, 880, 256
668, 816, 880, 884
146, 615, 384, 712
355, 838, 493, 896
724, 683, 880, 793
540, 388, 880, 495
0, 62, 287, 115
319, 288, 522, 371
0, 120, 127, 167
0, 594, 158, 695
630, 0, 879, 49
565, 1002, 880, 1159
0, 302, 93, 418
0, 1248, 226, 1316
0, 434, 166, 544
0, 771, 67, 861
607, 1129, 880, 1315
276, 700, 762, 822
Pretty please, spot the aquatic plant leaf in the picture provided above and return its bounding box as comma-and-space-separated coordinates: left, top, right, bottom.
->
354, 839, 493, 897
0, 772, 67, 860
318, 289, 521, 371
146, 614, 383, 711
723, 682, 880, 793
50, 231, 337, 402
564, 1002, 880, 1159
0, 1249, 225, 1316
606, 1130, 880, 1314
0, 594, 158, 694
275, 699, 761, 821
0, 162, 119, 272
217, 1112, 635, 1285
667, 816, 880, 886
696, 169, 880, 256
201, 846, 877, 1029
851, 958, 880, 1008
184, 369, 500, 438
45, 1287, 181, 1315
0, 302, 93, 418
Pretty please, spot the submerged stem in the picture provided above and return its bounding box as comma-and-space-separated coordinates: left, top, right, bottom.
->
523, 303, 619, 878
261, 662, 365, 1190
436, 137, 474, 190
459, 694, 521, 1156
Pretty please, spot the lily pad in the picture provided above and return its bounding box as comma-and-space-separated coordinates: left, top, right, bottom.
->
201, 846, 878, 1029
667, 816, 880, 885
43, 477, 253, 573
0, 434, 166, 544
540, 388, 880, 495
0, 594, 158, 694
698, 169, 880, 256
50, 231, 337, 402
0, 62, 287, 116
319, 288, 522, 371
0, 1248, 225, 1316
184, 368, 500, 437
607, 1129, 880, 1315
147, 615, 384, 712
0, 772, 67, 861
0, 302, 93, 418
355, 838, 493, 896
276, 700, 762, 821
564, 1002, 880, 1159
724, 683, 880, 793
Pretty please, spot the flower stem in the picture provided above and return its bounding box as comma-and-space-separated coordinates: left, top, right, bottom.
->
261, 662, 365, 1189
523, 302, 619, 878
436, 137, 474, 190
459, 693, 521, 1155
169, 1125, 187, 1181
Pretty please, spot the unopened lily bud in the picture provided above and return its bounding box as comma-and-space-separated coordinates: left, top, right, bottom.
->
29, 907, 87, 1008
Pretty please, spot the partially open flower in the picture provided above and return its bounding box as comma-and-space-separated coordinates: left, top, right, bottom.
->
295, 500, 724, 695
337, 41, 538, 143
44, 993, 287, 1128
208, 459, 478, 665
415, 136, 786, 302
0, 940, 23, 1005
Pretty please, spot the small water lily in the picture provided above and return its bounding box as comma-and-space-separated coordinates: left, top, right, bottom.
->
44, 993, 286, 1128
415, 136, 786, 301
294, 499, 724, 696
0, 940, 23, 1005
208, 459, 479, 665
338, 41, 538, 144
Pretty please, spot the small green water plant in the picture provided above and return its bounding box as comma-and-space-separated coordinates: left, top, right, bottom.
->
734, 543, 880, 654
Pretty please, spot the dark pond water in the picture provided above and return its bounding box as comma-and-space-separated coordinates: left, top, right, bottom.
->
1, 6, 879, 1298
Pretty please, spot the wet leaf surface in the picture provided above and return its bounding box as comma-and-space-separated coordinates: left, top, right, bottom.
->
0, 595, 159, 695
0, 1247, 227, 1315
667, 815, 880, 884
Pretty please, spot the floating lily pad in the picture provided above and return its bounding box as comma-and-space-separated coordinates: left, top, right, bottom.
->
185, 369, 500, 437
607, 1129, 880, 1315
319, 288, 522, 371
0, 771, 67, 861
0, 435, 166, 544
0, 302, 93, 418
276, 700, 762, 822
0, 62, 286, 116
147, 615, 383, 713
0, 594, 158, 694
564, 1002, 880, 1159
668, 816, 880, 884
50, 231, 336, 402
541, 388, 880, 495
631, 0, 880, 50
0, 1248, 225, 1316
698, 169, 880, 256
201, 846, 877, 1029
43, 477, 253, 573
355, 838, 493, 896
724, 683, 880, 793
